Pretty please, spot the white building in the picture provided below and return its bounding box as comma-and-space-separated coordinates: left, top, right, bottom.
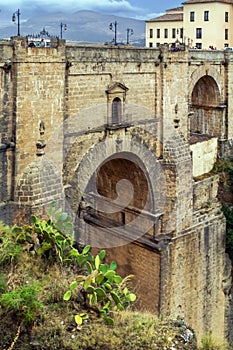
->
146, 0, 233, 50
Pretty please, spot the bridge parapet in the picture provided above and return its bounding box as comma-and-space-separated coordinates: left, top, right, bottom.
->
188, 49, 225, 62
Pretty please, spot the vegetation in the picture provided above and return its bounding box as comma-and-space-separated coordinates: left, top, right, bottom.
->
63, 246, 136, 326
200, 332, 229, 350
0, 204, 204, 349
222, 206, 233, 256
0, 283, 42, 325
213, 158, 233, 257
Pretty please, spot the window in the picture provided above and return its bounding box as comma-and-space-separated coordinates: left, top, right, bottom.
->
225, 12, 229, 22
112, 97, 122, 124
190, 11, 195, 21
157, 29, 160, 38
225, 29, 228, 40
149, 28, 153, 38
164, 28, 168, 38
172, 28, 176, 39
180, 28, 184, 39
204, 11, 209, 21
196, 28, 202, 39
196, 43, 202, 49
149, 42, 153, 47
156, 42, 160, 47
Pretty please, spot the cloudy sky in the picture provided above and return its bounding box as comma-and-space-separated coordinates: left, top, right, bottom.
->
0, 0, 180, 21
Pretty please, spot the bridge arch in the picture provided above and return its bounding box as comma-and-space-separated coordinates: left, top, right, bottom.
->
192, 75, 220, 107
63, 129, 164, 314
189, 65, 222, 99
188, 66, 226, 137
64, 131, 164, 238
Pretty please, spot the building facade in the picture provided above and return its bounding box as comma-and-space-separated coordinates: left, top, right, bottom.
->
146, 0, 233, 50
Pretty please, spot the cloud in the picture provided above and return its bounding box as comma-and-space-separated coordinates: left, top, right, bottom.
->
0, 0, 152, 19
35, 0, 142, 14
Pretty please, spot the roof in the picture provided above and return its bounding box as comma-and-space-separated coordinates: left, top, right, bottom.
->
146, 13, 183, 23
166, 6, 183, 12
183, 0, 233, 4
147, 1, 233, 22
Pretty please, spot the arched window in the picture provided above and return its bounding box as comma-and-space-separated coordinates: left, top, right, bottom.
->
112, 97, 122, 124
190, 75, 223, 136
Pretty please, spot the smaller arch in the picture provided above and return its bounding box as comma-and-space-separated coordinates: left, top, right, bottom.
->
189, 65, 222, 102
191, 75, 220, 107
190, 75, 225, 137
112, 97, 122, 124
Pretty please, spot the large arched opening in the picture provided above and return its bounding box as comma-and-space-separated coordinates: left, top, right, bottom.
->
80, 150, 158, 247
80, 151, 160, 313
190, 75, 225, 137
64, 130, 164, 314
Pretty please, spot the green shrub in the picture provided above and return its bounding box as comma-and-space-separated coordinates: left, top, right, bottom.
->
0, 273, 6, 294
200, 333, 216, 350
222, 206, 233, 255
0, 205, 136, 328
0, 222, 22, 265
63, 246, 136, 325
30, 214, 73, 263
212, 159, 233, 259
0, 283, 43, 324
28, 203, 81, 264
200, 332, 229, 350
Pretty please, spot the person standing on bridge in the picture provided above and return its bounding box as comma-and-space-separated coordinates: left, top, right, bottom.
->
40, 38, 45, 48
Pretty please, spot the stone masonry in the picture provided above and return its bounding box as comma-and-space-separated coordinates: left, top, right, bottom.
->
0, 37, 233, 343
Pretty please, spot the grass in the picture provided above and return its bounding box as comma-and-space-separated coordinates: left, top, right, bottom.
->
199, 332, 229, 350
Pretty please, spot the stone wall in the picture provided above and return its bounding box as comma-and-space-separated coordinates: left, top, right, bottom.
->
191, 137, 218, 177
65, 45, 161, 133
0, 37, 67, 222
0, 41, 15, 216
162, 217, 226, 340
11, 37, 66, 177
91, 238, 161, 314
0, 38, 231, 343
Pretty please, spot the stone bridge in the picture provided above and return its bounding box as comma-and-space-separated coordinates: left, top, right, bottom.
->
0, 37, 233, 342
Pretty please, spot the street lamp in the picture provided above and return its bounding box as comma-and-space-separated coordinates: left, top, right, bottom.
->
12, 9, 20, 36
109, 21, 118, 45
126, 28, 134, 44
60, 22, 67, 39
